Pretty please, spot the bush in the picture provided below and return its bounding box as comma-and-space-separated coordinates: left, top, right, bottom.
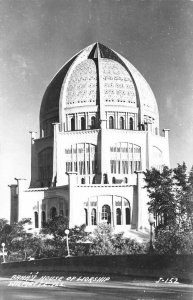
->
154, 228, 193, 254
88, 223, 147, 255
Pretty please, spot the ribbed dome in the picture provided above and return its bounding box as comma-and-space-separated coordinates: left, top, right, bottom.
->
40, 43, 158, 131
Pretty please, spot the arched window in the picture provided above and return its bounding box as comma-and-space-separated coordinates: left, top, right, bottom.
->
81, 117, 86, 130
124, 177, 128, 184
71, 118, 75, 131
112, 177, 116, 184
126, 207, 130, 225
41, 211, 46, 228
102, 205, 111, 224
34, 212, 38, 228
50, 207, 57, 219
109, 116, 114, 129
103, 173, 108, 184
81, 178, 85, 184
116, 208, 121, 225
129, 117, 134, 130
91, 116, 96, 129
84, 208, 88, 225
119, 117, 124, 129
91, 208, 97, 225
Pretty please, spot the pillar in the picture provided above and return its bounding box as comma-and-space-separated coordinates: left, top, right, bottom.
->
29, 131, 38, 188
163, 128, 170, 139
39, 200, 42, 228
52, 123, 59, 186
14, 178, 27, 221
67, 172, 79, 228
135, 171, 143, 230
9, 184, 18, 225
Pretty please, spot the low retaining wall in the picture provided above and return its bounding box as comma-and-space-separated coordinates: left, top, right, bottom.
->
0, 255, 193, 282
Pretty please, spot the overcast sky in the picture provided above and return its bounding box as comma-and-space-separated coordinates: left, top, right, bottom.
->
1, 0, 193, 220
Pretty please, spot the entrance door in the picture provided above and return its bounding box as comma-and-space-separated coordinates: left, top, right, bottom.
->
101, 205, 111, 224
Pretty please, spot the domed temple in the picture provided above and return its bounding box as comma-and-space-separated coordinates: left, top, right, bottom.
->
9, 43, 170, 236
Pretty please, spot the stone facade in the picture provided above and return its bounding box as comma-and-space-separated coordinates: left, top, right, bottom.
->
9, 43, 170, 238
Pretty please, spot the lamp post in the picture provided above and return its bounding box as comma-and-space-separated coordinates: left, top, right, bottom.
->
148, 213, 155, 253
1, 243, 5, 263
65, 229, 70, 257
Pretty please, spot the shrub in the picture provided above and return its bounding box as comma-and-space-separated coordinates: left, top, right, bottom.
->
154, 228, 193, 254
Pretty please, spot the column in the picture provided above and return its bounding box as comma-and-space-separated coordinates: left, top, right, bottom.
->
86, 112, 88, 129
135, 171, 143, 230
84, 143, 86, 175
121, 197, 123, 225
163, 129, 170, 139
9, 184, 18, 225
97, 45, 106, 184
132, 143, 134, 173
89, 144, 92, 177
112, 196, 115, 227
68, 172, 78, 228
122, 204, 126, 225
39, 200, 42, 229
52, 123, 59, 186
14, 178, 26, 221
88, 197, 91, 226
99, 119, 108, 183
66, 115, 68, 131
97, 197, 99, 224
75, 113, 78, 130
71, 145, 73, 172
116, 112, 118, 129
113, 203, 116, 227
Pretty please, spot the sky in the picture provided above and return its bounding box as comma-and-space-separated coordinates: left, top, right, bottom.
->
1, 0, 193, 220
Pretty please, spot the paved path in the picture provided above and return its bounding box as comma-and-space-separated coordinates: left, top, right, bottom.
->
0, 277, 193, 300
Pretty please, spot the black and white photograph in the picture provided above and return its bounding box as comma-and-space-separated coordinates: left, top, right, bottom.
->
0, 0, 193, 299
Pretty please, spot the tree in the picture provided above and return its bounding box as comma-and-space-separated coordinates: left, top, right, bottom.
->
40, 216, 69, 256
89, 223, 115, 255
186, 165, 193, 226
154, 227, 193, 254
0, 218, 36, 261
40, 216, 89, 257
173, 162, 189, 229
144, 163, 193, 254
0, 219, 12, 246
144, 166, 175, 228
10, 218, 34, 260
68, 224, 89, 256
41, 216, 69, 241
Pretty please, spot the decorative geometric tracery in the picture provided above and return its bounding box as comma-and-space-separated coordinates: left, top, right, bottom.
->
101, 59, 136, 105
66, 59, 97, 106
